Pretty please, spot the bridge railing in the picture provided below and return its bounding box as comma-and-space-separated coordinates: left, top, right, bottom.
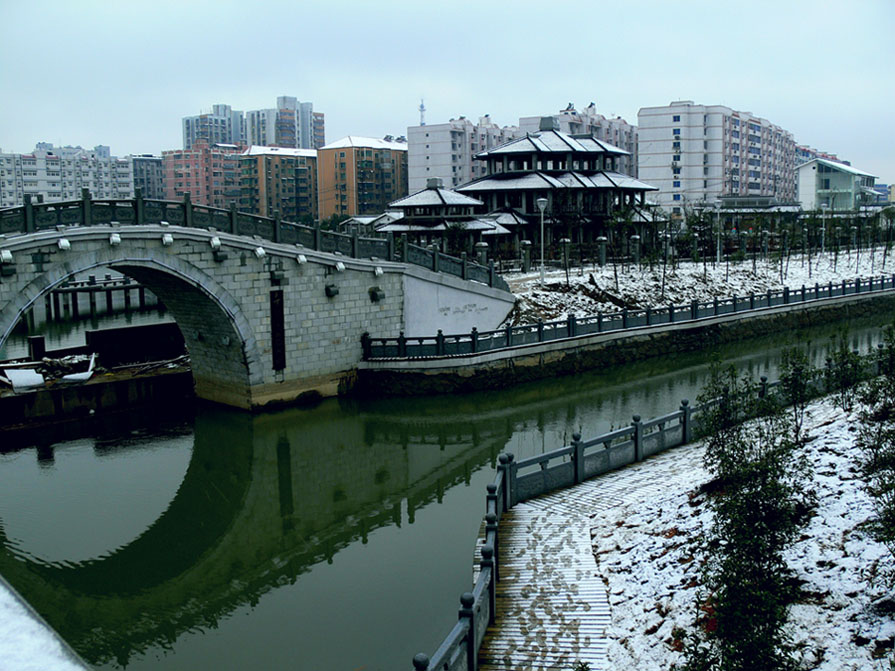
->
0, 190, 509, 293
411, 348, 892, 670
363, 274, 895, 360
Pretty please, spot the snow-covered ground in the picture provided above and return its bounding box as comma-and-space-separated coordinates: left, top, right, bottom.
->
504, 246, 895, 323
591, 398, 895, 670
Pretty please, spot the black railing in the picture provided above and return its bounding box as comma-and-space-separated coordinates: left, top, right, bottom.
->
364, 275, 895, 361
0, 191, 509, 292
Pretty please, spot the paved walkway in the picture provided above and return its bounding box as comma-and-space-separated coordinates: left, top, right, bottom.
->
476, 449, 694, 670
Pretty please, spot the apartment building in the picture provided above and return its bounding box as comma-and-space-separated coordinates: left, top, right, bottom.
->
317, 137, 408, 219
519, 103, 639, 177
239, 146, 318, 221
795, 145, 847, 166
637, 101, 797, 216
407, 115, 522, 192
131, 155, 165, 200
162, 140, 242, 209
0, 143, 134, 207
182, 104, 246, 150
796, 158, 877, 211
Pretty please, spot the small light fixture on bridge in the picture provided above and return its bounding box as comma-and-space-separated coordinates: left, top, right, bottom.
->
0, 249, 13, 277
161, 233, 174, 247
369, 286, 386, 302
109, 233, 121, 246
254, 246, 266, 259
374, 266, 383, 277
334, 261, 345, 273
0, 250, 12, 264
57, 238, 71, 251
209, 236, 221, 251
296, 254, 307, 264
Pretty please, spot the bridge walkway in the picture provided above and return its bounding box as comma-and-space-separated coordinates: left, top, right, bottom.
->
475, 448, 691, 670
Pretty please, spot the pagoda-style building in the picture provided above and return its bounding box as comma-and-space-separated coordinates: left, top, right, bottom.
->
456, 117, 658, 245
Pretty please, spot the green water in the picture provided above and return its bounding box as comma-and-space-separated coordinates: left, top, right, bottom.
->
0, 315, 890, 670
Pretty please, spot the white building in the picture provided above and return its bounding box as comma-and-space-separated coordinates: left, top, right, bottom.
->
407, 115, 521, 192
0, 144, 134, 208
796, 158, 877, 211
518, 103, 639, 177
638, 101, 797, 216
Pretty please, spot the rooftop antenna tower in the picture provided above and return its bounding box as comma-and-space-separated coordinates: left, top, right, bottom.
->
419, 99, 426, 126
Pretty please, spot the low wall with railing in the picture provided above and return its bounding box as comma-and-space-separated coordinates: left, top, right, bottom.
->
365, 275, 895, 360
0, 191, 509, 292
411, 356, 881, 670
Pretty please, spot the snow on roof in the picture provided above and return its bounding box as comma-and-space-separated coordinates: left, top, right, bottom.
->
475, 130, 628, 158
458, 171, 657, 192
802, 158, 877, 178
243, 145, 317, 158
389, 187, 483, 209
458, 172, 565, 192
604, 172, 660, 191
321, 136, 408, 151
375, 218, 510, 234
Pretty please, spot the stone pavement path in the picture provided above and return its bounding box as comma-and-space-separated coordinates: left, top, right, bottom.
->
476, 446, 701, 671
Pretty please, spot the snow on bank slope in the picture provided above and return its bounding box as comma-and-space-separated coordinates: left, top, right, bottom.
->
505, 247, 895, 322
592, 399, 895, 670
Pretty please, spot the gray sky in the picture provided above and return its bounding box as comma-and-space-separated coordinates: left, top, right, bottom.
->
1, 0, 892, 182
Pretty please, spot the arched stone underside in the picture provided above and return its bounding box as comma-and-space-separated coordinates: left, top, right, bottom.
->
0, 248, 262, 409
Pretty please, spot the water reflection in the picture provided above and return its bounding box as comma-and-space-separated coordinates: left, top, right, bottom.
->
0, 314, 890, 669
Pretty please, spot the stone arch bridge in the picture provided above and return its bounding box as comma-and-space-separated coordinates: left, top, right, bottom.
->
0, 193, 514, 409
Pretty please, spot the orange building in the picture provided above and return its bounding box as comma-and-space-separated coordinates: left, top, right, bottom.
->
317, 136, 408, 219
239, 146, 318, 221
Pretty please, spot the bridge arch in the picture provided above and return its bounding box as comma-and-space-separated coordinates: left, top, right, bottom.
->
0, 238, 263, 406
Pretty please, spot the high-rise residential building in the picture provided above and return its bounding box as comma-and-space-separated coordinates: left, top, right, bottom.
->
637, 100, 797, 216
407, 115, 522, 192
162, 140, 242, 209
795, 145, 847, 166
317, 136, 408, 219
518, 103, 639, 177
182, 104, 246, 150
131, 154, 165, 200
239, 146, 318, 221
312, 112, 326, 149
0, 144, 133, 207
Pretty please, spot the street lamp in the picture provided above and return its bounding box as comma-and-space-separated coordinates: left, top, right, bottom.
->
537, 197, 548, 286
820, 203, 829, 255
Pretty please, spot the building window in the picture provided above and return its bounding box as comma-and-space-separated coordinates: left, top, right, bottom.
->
673, 180, 680, 187
673, 194, 681, 201
672, 115, 680, 122
673, 154, 680, 161
673, 167, 681, 175
673, 128, 680, 135
672, 141, 680, 150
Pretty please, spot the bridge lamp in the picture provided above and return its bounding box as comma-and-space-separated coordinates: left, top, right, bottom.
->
57, 238, 71, 251
536, 197, 548, 287
335, 261, 346, 273
0, 250, 12, 264
374, 266, 383, 277
161, 234, 174, 247
209, 236, 221, 251
296, 254, 307, 264
109, 233, 121, 246
254, 246, 266, 258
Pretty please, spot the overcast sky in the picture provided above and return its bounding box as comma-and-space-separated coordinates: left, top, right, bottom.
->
1, 0, 892, 181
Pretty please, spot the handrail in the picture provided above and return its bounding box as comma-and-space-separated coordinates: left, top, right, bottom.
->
412, 346, 892, 669
0, 191, 509, 292
363, 274, 895, 360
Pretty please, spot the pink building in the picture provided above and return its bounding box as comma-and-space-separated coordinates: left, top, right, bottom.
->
162, 140, 243, 208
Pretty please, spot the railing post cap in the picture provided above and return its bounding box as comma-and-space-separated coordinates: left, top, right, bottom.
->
485, 512, 497, 524
572, 432, 581, 442
505, 452, 514, 463
460, 592, 475, 608
412, 653, 430, 670
498, 454, 509, 465
681, 398, 689, 407
632, 414, 641, 423
481, 544, 494, 560
486, 483, 497, 494
761, 375, 768, 382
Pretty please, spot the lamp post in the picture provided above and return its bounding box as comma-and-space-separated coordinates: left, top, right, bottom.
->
821, 203, 829, 255
715, 203, 722, 264
537, 197, 548, 286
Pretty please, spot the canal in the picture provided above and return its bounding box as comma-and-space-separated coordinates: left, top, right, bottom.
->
0, 313, 890, 670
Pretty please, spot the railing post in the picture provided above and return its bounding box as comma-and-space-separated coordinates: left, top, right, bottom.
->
401, 233, 408, 262
507, 453, 517, 507
842, 279, 847, 296
856, 277, 861, 293
669, 305, 675, 323
749, 292, 755, 310
481, 544, 496, 625
597, 311, 603, 332
412, 653, 430, 670
134, 187, 144, 226
732, 294, 737, 312
470, 327, 478, 353
229, 203, 238, 234
646, 306, 652, 324
433, 247, 440, 273
783, 286, 790, 304
273, 210, 281, 243
489, 259, 496, 288
182, 192, 193, 228
759, 375, 768, 398
713, 297, 718, 315
537, 319, 544, 342
829, 281, 834, 297
632, 415, 643, 461
572, 432, 584, 484
398, 331, 407, 357
485, 512, 499, 582
81, 188, 92, 227
23, 193, 34, 233
505, 324, 512, 347
766, 288, 772, 306
815, 282, 820, 299
436, 329, 445, 355
361, 332, 371, 359
567, 313, 577, 337
622, 307, 628, 328
497, 455, 510, 512
680, 399, 691, 443
351, 231, 358, 258
801, 284, 806, 301
458, 592, 477, 671
460, 252, 467, 279
690, 299, 698, 320
387, 232, 395, 262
